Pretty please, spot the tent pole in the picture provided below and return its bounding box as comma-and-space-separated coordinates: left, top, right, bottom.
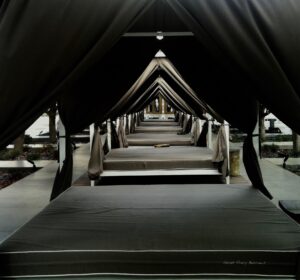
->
198, 118, 202, 140
193, 117, 198, 145
107, 119, 112, 152
207, 114, 212, 149
116, 117, 120, 131
58, 118, 66, 172
224, 121, 230, 184
254, 114, 260, 156
89, 124, 94, 152
128, 114, 131, 134
89, 123, 95, 187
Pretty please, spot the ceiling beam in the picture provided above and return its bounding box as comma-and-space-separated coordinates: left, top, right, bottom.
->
123, 32, 194, 37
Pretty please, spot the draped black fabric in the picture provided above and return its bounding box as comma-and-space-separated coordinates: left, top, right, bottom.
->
59, 37, 160, 134
50, 134, 73, 201
126, 77, 197, 116
197, 121, 208, 147
106, 58, 213, 120
175, 111, 179, 122
130, 114, 135, 133
167, 0, 300, 135
183, 115, 193, 134
0, 0, 156, 149
160, 37, 258, 134
87, 126, 104, 181
125, 115, 130, 135
1, 0, 300, 199
243, 135, 272, 199
110, 121, 120, 149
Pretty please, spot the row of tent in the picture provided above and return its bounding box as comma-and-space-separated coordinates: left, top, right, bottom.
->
1, 0, 300, 199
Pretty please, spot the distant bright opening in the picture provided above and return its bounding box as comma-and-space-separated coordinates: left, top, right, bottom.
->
155, 50, 166, 58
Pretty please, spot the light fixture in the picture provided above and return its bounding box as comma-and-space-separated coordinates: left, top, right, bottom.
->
156, 31, 164, 40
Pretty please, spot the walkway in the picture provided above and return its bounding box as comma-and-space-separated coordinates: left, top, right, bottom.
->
0, 144, 90, 243
231, 143, 300, 204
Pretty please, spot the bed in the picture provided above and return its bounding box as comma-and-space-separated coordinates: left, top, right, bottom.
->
134, 125, 182, 133
139, 121, 179, 126
1, 184, 300, 279
103, 146, 214, 170
127, 133, 192, 146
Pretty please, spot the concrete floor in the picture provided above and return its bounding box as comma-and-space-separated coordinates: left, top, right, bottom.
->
0, 144, 90, 243
231, 144, 300, 205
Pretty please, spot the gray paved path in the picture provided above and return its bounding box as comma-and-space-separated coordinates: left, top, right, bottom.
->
0, 144, 90, 243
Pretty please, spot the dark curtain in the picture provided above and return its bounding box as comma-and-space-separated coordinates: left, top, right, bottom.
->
111, 120, 120, 149
50, 134, 73, 200
184, 115, 193, 134
160, 0, 300, 198
175, 111, 179, 122
126, 77, 195, 115
87, 126, 104, 181
1, 0, 300, 199
197, 121, 208, 147
58, 37, 160, 134
168, 0, 300, 135
125, 115, 130, 135
0, 0, 155, 150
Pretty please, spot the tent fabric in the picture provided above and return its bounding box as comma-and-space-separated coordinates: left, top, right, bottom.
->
243, 135, 272, 199
181, 114, 188, 133
174, 111, 179, 122
128, 78, 196, 115
107, 58, 214, 119
0, 0, 299, 199
117, 117, 128, 148
197, 121, 208, 147
183, 115, 193, 134
212, 125, 229, 178
125, 115, 130, 135
87, 126, 104, 180
167, 0, 300, 135
110, 120, 120, 149
0, 0, 156, 149
191, 118, 200, 146
130, 114, 136, 133
136, 113, 141, 126
178, 112, 183, 128
50, 134, 73, 201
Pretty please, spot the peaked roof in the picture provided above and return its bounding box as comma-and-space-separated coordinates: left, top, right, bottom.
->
1, 0, 299, 199
107, 57, 219, 120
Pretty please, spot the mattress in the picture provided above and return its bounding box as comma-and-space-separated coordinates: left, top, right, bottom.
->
134, 126, 182, 133
1, 184, 300, 278
143, 119, 175, 122
103, 146, 214, 170
127, 133, 192, 146
139, 121, 179, 126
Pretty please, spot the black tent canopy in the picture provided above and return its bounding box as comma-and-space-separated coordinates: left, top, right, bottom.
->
108, 57, 217, 118
1, 0, 300, 199
124, 79, 194, 115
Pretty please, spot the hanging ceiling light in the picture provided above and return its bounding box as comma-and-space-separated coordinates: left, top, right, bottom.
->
156, 31, 164, 40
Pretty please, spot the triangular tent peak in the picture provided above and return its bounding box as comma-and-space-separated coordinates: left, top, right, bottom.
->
155, 50, 166, 58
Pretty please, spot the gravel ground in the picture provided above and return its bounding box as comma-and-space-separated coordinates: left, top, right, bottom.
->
0, 169, 37, 189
